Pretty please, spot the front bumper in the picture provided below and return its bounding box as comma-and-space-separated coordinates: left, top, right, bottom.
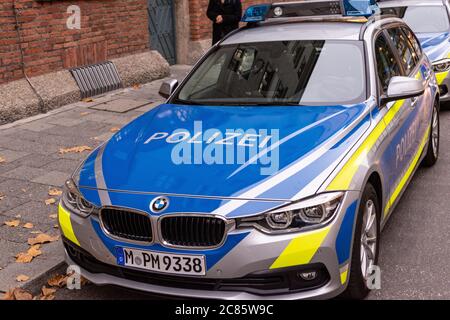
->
59, 191, 360, 299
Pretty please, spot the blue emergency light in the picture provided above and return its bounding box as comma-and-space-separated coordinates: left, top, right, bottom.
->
241, 0, 379, 23
242, 4, 271, 22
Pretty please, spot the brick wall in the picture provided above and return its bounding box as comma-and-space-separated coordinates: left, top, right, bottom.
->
188, 0, 291, 41
0, 0, 149, 84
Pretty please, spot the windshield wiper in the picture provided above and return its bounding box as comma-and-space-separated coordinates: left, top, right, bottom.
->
171, 98, 208, 106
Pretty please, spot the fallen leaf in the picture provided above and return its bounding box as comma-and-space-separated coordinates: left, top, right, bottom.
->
0, 194, 4, 201
28, 233, 59, 246
23, 223, 33, 229
80, 112, 89, 116
48, 188, 62, 197
15, 214, 21, 218
110, 127, 120, 133
16, 274, 30, 282
39, 294, 55, 300
4, 220, 20, 227
0, 156, 6, 164
53, 224, 59, 229
30, 231, 42, 234
47, 274, 67, 288
41, 286, 57, 297
21, 188, 27, 193
82, 98, 94, 103
16, 245, 42, 263
45, 198, 56, 205
59, 145, 92, 154
2, 288, 33, 300
132, 84, 141, 90
49, 214, 57, 219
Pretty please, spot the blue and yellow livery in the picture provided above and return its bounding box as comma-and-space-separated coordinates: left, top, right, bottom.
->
59, 1, 440, 300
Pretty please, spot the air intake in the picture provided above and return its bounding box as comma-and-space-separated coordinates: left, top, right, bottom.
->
70, 62, 122, 99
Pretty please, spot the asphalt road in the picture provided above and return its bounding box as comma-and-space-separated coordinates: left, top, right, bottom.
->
48, 107, 450, 300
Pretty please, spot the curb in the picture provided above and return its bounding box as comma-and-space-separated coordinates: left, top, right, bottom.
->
21, 261, 67, 296
0, 241, 65, 295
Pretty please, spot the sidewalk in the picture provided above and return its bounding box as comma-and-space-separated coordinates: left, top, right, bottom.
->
0, 65, 192, 293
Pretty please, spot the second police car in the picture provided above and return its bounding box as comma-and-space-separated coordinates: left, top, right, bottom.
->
380, 0, 450, 102
58, 0, 440, 299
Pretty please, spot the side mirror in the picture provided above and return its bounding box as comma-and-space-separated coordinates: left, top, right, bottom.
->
159, 79, 179, 99
381, 76, 425, 105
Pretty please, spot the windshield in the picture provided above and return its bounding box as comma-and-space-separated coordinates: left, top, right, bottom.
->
174, 40, 366, 106
382, 6, 450, 33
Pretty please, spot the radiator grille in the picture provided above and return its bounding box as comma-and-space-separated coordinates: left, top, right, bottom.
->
100, 208, 152, 242
160, 216, 226, 247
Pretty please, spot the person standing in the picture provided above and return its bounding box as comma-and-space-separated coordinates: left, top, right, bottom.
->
207, 0, 242, 45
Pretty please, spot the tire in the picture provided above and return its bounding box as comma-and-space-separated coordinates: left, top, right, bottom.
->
422, 101, 440, 167
341, 183, 380, 300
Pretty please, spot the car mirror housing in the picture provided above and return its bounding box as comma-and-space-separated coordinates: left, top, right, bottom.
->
381, 76, 425, 105
159, 79, 179, 99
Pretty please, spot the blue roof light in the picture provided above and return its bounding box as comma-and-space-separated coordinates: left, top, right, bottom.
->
341, 0, 379, 17
242, 4, 271, 23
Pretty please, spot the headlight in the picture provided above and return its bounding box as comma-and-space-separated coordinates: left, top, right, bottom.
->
236, 192, 343, 234
433, 59, 450, 73
62, 178, 98, 217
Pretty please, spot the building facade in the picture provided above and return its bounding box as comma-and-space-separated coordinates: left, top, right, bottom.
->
0, 0, 291, 85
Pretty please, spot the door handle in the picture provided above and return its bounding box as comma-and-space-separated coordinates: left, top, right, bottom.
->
411, 96, 419, 108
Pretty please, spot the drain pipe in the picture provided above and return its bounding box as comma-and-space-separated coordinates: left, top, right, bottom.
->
12, 0, 47, 114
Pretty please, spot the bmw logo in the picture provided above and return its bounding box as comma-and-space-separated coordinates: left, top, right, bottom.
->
150, 196, 169, 213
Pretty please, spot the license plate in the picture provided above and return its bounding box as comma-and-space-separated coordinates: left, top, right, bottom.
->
116, 247, 206, 276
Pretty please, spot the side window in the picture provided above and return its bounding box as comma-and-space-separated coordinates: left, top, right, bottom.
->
375, 33, 402, 93
402, 27, 422, 62
387, 27, 417, 75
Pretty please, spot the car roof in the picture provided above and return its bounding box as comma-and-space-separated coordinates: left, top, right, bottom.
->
379, 0, 445, 8
222, 21, 364, 45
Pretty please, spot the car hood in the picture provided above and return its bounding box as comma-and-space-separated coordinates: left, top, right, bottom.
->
77, 102, 371, 216
417, 32, 450, 62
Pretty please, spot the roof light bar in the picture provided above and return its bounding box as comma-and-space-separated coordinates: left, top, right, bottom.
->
241, 0, 380, 23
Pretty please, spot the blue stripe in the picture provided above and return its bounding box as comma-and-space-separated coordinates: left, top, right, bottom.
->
335, 201, 358, 265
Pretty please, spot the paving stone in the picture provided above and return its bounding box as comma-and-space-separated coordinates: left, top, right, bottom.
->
0, 166, 48, 181
31, 170, 70, 187
0, 200, 58, 225
0, 239, 29, 269
0, 179, 52, 201
21, 121, 56, 132
92, 132, 114, 142
0, 149, 29, 162
41, 158, 80, 173
0, 196, 29, 214
89, 98, 149, 113
47, 117, 86, 127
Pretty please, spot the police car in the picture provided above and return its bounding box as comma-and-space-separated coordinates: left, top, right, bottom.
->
59, 0, 440, 300
379, 0, 450, 101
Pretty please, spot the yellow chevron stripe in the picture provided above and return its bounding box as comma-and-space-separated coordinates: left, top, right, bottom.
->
58, 203, 80, 246
436, 70, 449, 84
340, 269, 348, 285
384, 126, 431, 217
326, 99, 405, 191
270, 226, 331, 269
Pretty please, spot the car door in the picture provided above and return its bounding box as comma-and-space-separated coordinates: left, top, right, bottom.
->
380, 26, 427, 215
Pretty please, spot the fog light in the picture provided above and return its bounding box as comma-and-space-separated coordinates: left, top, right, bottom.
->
298, 271, 318, 281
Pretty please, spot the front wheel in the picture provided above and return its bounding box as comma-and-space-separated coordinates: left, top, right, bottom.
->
341, 183, 380, 300
422, 102, 440, 167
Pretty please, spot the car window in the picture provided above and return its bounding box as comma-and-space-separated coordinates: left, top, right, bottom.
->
381, 6, 450, 34
175, 40, 366, 106
387, 28, 416, 75
374, 33, 402, 93
402, 27, 422, 61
